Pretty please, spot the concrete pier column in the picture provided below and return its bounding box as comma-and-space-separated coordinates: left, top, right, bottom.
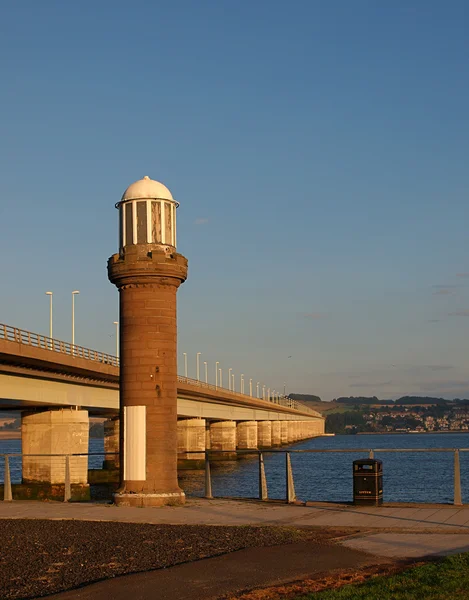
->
237, 421, 258, 451
257, 421, 272, 449
103, 417, 120, 470
209, 421, 237, 460
280, 421, 289, 445
22, 409, 89, 484
288, 421, 297, 443
271, 421, 281, 446
205, 422, 211, 451
177, 418, 206, 469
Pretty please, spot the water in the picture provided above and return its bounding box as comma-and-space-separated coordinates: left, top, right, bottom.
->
0, 438, 105, 484
179, 433, 469, 504
1, 433, 469, 503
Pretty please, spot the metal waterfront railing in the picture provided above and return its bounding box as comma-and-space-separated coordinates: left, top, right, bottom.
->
0, 323, 119, 367
201, 447, 469, 506
1, 447, 468, 505
0, 322, 316, 414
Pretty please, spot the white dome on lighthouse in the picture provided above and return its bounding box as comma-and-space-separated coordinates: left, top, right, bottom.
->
121, 176, 173, 202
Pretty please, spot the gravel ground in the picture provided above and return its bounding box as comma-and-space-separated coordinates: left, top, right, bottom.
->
0, 520, 334, 600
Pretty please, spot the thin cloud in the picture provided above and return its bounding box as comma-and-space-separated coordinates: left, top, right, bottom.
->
194, 218, 209, 225
449, 311, 469, 317
350, 381, 393, 388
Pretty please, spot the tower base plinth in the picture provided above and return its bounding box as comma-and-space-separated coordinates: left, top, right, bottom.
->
113, 491, 186, 508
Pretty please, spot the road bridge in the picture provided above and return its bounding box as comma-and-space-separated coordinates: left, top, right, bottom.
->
0, 323, 325, 482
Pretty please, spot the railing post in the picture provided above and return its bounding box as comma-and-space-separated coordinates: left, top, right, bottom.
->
286, 452, 296, 503
454, 449, 462, 506
3, 456, 12, 502
369, 449, 374, 459
64, 455, 71, 502
204, 454, 213, 499
258, 452, 268, 501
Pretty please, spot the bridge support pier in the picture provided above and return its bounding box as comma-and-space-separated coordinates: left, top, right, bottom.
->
280, 421, 289, 445
22, 409, 89, 487
236, 421, 258, 452
103, 417, 120, 470
271, 421, 281, 446
177, 418, 205, 469
257, 421, 272, 449
209, 421, 237, 460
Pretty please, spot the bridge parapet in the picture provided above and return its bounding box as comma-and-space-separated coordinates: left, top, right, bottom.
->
0, 323, 118, 367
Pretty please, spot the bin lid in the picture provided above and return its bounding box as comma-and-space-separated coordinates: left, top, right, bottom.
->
353, 459, 382, 466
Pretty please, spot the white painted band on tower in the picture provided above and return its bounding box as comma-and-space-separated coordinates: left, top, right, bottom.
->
123, 405, 146, 480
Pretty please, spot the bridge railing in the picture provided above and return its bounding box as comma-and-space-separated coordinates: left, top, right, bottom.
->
0, 322, 318, 415
177, 375, 318, 414
0, 323, 119, 367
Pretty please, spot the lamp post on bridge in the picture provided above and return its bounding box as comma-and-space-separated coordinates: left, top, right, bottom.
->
228, 368, 232, 391
249, 378, 252, 397
196, 352, 202, 381
256, 382, 259, 398
219, 368, 223, 388
45, 291, 53, 344
215, 361, 219, 388
183, 353, 188, 378
71, 290, 80, 354
241, 374, 244, 394
231, 373, 235, 392
262, 385, 266, 400
113, 321, 119, 358
204, 361, 208, 383
267, 387, 270, 402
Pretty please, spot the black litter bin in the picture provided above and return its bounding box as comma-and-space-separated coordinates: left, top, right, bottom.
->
353, 459, 383, 506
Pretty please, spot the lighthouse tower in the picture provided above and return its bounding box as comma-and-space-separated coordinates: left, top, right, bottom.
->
108, 176, 188, 507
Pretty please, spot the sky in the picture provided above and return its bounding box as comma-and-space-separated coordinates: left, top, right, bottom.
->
1, 1, 469, 401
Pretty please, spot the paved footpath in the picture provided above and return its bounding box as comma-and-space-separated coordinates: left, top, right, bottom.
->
2, 499, 469, 599
1, 498, 469, 559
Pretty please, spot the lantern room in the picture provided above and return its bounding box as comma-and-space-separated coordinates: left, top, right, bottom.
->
116, 176, 178, 251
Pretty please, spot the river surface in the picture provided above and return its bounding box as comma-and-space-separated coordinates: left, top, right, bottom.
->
1, 433, 469, 504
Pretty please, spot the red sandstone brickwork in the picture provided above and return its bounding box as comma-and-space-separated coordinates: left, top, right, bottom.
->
108, 245, 187, 496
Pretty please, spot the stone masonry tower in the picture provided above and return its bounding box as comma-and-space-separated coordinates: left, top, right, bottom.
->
108, 176, 188, 507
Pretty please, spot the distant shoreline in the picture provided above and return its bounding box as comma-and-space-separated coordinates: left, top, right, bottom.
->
0, 431, 20, 440
356, 430, 469, 435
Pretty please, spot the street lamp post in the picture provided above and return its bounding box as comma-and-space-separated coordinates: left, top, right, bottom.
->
196, 352, 202, 381
113, 321, 119, 358
204, 361, 208, 383
241, 374, 244, 394
183, 353, 188, 377
249, 378, 252, 397
256, 382, 259, 398
219, 368, 223, 388
45, 291, 53, 346
231, 373, 235, 392
228, 368, 232, 390
262, 385, 266, 400
71, 290, 80, 354
267, 387, 270, 402
215, 361, 219, 388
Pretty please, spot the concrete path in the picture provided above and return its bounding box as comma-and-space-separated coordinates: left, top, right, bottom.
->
341, 533, 469, 558
42, 541, 381, 600
1, 498, 469, 532
2, 499, 469, 599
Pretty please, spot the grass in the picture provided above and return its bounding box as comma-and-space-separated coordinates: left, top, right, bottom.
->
294, 553, 469, 599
